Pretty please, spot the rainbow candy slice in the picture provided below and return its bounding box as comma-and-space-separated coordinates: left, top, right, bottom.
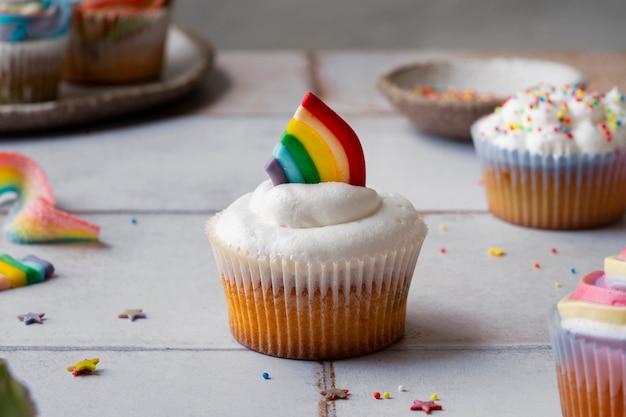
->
0, 254, 54, 290
265, 92, 366, 186
0, 151, 100, 244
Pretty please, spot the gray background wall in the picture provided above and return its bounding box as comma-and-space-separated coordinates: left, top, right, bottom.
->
174, 0, 626, 50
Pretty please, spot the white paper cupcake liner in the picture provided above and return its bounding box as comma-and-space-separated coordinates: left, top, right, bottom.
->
0, 35, 68, 104
548, 307, 626, 417
206, 215, 426, 360
472, 128, 626, 229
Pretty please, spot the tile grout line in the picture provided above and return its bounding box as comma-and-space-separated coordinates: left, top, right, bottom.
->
316, 361, 337, 417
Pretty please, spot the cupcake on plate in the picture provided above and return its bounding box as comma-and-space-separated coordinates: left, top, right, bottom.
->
548, 248, 626, 417
0, 0, 71, 104
205, 92, 428, 360
63, 0, 173, 83
471, 84, 626, 229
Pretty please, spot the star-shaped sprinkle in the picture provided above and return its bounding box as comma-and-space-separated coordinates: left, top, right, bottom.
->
320, 387, 350, 400
118, 308, 146, 321
17, 312, 45, 325
66, 358, 99, 377
410, 399, 443, 414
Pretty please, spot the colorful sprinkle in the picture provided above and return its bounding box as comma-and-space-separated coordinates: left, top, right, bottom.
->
118, 308, 147, 322
438, 224, 446, 231
66, 358, 99, 377
373, 392, 381, 399
320, 387, 350, 400
410, 399, 443, 414
570, 268, 576, 274
131, 218, 138, 225
413, 85, 497, 102
398, 385, 406, 392
534, 262, 541, 269
555, 282, 562, 288
488, 247, 506, 256
383, 392, 391, 399
550, 247, 557, 254
439, 248, 446, 254
430, 394, 438, 401
17, 312, 44, 325
262, 372, 270, 380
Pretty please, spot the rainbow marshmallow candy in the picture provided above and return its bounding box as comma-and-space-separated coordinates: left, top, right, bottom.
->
0, 254, 54, 291
265, 92, 366, 186
0, 151, 100, 243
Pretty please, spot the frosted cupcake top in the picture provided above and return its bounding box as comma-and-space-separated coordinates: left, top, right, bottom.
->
473, 85, 626, 156
209, 92, 426, 262
211, 180, 425, 262
558, 248, 626, 340
0, 0, 70, 41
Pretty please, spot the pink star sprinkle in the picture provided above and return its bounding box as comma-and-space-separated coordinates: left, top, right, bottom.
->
410, 399, 443, 414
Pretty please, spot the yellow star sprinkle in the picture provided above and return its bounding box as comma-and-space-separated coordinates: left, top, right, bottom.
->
66, 358, 99, 376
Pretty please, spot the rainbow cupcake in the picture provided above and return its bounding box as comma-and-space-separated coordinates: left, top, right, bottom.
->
63, 0, 174, 84
205, 92, 428, 360
471, 84, 626, 229
0, 0, 71, 103
549, 248, 626, 417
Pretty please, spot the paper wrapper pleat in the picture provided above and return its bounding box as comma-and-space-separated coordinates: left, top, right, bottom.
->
0, 36, 67, 104
548, 307, 626, 417
206, 217, 425, 360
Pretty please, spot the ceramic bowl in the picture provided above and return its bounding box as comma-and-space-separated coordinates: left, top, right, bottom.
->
377, 57, 587, 140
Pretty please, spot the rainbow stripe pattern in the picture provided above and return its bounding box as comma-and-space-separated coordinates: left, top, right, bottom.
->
265, 92, 366, 186
0, 151, 100, 243
0, 254, 54, 290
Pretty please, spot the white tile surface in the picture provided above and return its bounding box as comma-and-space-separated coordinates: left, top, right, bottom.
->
0, 115, 485, 212
3, 49, 624, 417
204, 51, 311, 115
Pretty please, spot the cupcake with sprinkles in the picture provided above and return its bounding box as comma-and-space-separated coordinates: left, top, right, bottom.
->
471, 84, 626, 229
0, 0, 71, 103
63, 0, 174, 83
549, 247, 626, 417
205, 92, 428, 360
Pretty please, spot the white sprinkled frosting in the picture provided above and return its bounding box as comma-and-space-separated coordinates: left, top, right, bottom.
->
473, 85, 626, 156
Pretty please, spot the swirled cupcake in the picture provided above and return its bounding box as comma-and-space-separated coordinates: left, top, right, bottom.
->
548, 248, 626, 417
0, 0, 70, 103
205, 92, 428, 360
63, 0, 173, 83
471, 84, 626, 229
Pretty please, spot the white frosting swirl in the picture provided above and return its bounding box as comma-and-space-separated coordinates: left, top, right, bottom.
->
250, 180, 381, 228
474, 85, 626, 156
211, 180, 426, 262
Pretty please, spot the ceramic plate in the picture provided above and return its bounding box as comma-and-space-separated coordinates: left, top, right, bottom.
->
0, 26, 214, 134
